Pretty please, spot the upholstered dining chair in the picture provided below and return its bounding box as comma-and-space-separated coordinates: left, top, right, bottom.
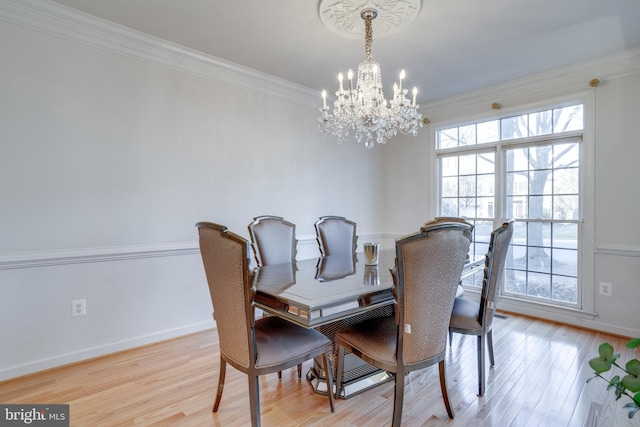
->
196, 222, 334, 427
429, 216, 485, 298
334, 219, 474, 426
449, 219, 514, 396
314, 216, 357, 256
248, 215, 297, 267
248, 215, 301, 378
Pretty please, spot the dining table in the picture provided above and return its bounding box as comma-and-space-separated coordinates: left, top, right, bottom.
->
253, 248, 484, 398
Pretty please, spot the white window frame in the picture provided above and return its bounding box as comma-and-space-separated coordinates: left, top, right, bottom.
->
429, 92, 596, 320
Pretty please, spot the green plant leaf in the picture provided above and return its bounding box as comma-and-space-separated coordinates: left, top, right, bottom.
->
614, 382, 626, 399
628, 338, 640, 349
588, 341, 640, 418
589, 357, 611, 373
622, 402, 640, 418
589, 343, 616, 373
622, 359, 640, 392
607, 375, 622, 392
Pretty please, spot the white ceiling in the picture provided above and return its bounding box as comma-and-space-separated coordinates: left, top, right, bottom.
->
48, 0, 640, 103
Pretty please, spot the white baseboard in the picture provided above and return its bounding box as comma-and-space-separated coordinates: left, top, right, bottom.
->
0, 320, 215, 382
498, 300, 640, 338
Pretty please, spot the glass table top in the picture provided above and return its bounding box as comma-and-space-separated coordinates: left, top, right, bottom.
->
254, 250, 396, 328
253, 249, 484, 328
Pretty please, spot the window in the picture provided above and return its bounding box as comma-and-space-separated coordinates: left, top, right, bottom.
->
437, 103, 583, 307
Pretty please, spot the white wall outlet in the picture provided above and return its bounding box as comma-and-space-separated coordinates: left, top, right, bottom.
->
599, 282, 612, 296
72, 299, 86, 316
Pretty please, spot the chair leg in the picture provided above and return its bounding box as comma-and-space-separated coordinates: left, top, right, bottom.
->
438, 360, 455, 419
278, 364, 302, 380
212, 357, 226, 412
477, 334, 486, 396
321, 352, 335, 413
392, 369, 405, 427
335, 345, 345, 400
248, 374, 261, 427
487, 330, 495, 366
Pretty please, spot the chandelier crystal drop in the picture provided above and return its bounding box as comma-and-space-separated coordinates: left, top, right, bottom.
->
318, 9, 422, 149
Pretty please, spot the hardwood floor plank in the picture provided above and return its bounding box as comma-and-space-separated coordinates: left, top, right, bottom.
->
529, 327, 596, 426
0, 314, 637, 426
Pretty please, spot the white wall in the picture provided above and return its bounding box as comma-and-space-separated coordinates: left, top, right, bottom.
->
592, 72, 640, 332
384, 51, 640, 338
2, 1, 639, 381
0, 5, 386, 380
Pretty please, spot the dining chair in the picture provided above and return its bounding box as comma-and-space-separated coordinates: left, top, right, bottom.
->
426, 217, 474, 298
449, 219, 514, 396
334, 219, 474, 426
248, 215, 302, 378
314, 215, 357, 256
248, 215, 297, 267
196, 222, 334, 427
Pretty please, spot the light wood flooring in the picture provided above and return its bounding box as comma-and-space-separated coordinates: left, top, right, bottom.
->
1, 313, 639, 426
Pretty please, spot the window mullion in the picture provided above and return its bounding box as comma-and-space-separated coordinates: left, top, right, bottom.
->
437, 102, 584, 309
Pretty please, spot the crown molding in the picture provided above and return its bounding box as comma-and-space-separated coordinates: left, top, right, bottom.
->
4, 0, 639, 120
0, 0, 319, 107
420, 47, 640, 123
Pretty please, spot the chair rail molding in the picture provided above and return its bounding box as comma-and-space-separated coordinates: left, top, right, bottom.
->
0, 242, 200, 270
595, 244, 640, 257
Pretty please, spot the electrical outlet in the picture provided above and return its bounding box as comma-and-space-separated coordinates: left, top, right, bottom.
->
72, 299, 86, 316
599, 282, 612, 296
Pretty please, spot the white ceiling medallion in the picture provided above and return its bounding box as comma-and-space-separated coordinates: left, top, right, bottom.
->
319, 0, 421, 39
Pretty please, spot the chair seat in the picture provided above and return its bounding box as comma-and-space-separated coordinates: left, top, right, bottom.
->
255, 316, 330, 370
450, 297, 482, 332
335, 316, 397, 367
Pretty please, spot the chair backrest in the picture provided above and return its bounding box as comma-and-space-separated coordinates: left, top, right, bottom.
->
428, 216, 472, 256
248, 215, 297, 266
196, 222, 254, 370
479, 219, 514, 329
314, 216, 357, 256
393, 220, 473, 366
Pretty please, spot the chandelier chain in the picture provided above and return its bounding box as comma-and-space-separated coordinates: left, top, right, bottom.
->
364, 13, 373, 62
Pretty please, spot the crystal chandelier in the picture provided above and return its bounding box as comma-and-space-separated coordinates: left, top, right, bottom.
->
318, 8, 422, 149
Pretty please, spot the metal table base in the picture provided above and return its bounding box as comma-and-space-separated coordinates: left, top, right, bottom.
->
307, 305, 394, 399
307, 353, 394, 399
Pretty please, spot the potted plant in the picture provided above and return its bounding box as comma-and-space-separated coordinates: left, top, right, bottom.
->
588, 338, 640, 418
